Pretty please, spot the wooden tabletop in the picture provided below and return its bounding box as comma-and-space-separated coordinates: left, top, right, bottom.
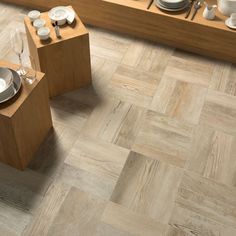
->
104, 0, 234, 33
0, 60, 45, 117
24, 6, 89, 49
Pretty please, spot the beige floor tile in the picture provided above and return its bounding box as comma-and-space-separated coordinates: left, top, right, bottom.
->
101, 201, 168, 236
65, 135, 129, 181
151, 77, 207, 125
29, 124, 79, 178
200, 89, 236, 135
111, 152, 183, 223
187, 125, 236, 187
173, 171, 236, 230
113, 105, 146, 149
23, 182, 71, 236
0, 163, 52, 213
107, 65, 161, 108
210, 62, 236, 96
47, 187, 106, 236
169, 204, 236, 236
133, 110, 194, 167
0, 201, 31, 236
81, 99, 132, 142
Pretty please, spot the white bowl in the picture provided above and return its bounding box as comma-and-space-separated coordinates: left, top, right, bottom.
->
0, 68, 14, 101
218, 0, 236, 16
48, 6, 68, 26
28, 10, 41, 22
33, 18, 46, 30
37, 27, 50, 40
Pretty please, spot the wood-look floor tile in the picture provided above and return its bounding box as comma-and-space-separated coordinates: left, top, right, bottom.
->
65, 135, 129, 182
58, 162, 122, 200
23, 182, 71, 236
113, 105, 146, 149
171, 171, 236, 232
101, 201, 168, 236
151, 78, 207, 125
47, 187, 106, 236
210, 62, 236, 96
29, 124, 79, 178
0, 201, 31, 236
0, 163, 52, 212
121, 40, 145, 67
95, 222, 135, 236
81, 99, 132, 142
107, 65, 161, 108
111, 152, 183, 223
187, 125, 236, 187
165, 53, 214, 87
200, 89, 236, 135
169, 204, 236, 236
133, 110, 194, 167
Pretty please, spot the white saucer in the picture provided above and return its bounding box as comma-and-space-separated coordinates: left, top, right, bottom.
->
225, 18, 236, 30
0, 69, 22, 104
48, 6, 75, 25
156, 0, 189, 11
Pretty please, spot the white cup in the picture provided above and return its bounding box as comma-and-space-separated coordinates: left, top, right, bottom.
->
28, 10, 40, 22
230, 13, 236, 25
37, 27, 50, 40
33, 19, 46, 30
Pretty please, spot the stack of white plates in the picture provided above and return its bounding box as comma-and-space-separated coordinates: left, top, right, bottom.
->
156, 0, 190, 11
0, 67, 22, 104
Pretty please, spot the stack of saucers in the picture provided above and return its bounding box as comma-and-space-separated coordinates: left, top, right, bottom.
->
0, 67, 21, 103
156, 0, 190, 11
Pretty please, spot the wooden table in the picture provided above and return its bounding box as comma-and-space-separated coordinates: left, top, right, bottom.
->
5, 0, 236, 64
24, 6, 92, 97
0, 61, 52, 170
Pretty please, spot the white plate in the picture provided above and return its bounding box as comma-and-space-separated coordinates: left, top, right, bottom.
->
161, 0, 186, 3
48, 6, 75, 25
156, 0, 189, 11
225, 18, 236, 30
48, 6, 68, 25
0, 69, 22, 104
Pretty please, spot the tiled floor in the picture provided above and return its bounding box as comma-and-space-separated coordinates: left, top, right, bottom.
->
1, 2, 236, 236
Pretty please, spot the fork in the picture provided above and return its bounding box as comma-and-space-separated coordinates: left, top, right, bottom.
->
191, 0, 202, 21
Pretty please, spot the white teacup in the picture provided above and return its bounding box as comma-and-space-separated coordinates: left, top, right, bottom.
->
37, 27, 50, 40
28, 10, 41, 22
229, 13, 236, 26
33, 19, 46, 30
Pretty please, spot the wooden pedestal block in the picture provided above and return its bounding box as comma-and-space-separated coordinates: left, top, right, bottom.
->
24, 6, 92, 97
0, 61, 53, 170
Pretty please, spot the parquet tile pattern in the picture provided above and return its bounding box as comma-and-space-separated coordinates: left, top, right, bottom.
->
0, 2, 236, 236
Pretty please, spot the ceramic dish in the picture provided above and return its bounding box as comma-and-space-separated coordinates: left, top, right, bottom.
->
0, 69, 22, 104
37, 27, 50, 40
156, 0, 189, 11
28, 10, 41, 22
225, 18, 236, 30
33, 18, 46, 30
48, 6, 68, 25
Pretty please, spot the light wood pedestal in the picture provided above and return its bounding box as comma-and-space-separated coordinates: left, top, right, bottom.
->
0, 61, 52, 170
24, 7, 92, 97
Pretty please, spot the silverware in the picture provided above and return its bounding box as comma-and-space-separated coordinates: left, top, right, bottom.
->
185, 0, 195, 19
191, 0, 202, 21
147, 0, 154, 9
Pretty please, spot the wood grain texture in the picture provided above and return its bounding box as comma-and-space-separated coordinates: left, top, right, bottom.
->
111, 152, 183, 223
24, 7, 92, 97
0, 60, 52, 170
2, 0, 236, 63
